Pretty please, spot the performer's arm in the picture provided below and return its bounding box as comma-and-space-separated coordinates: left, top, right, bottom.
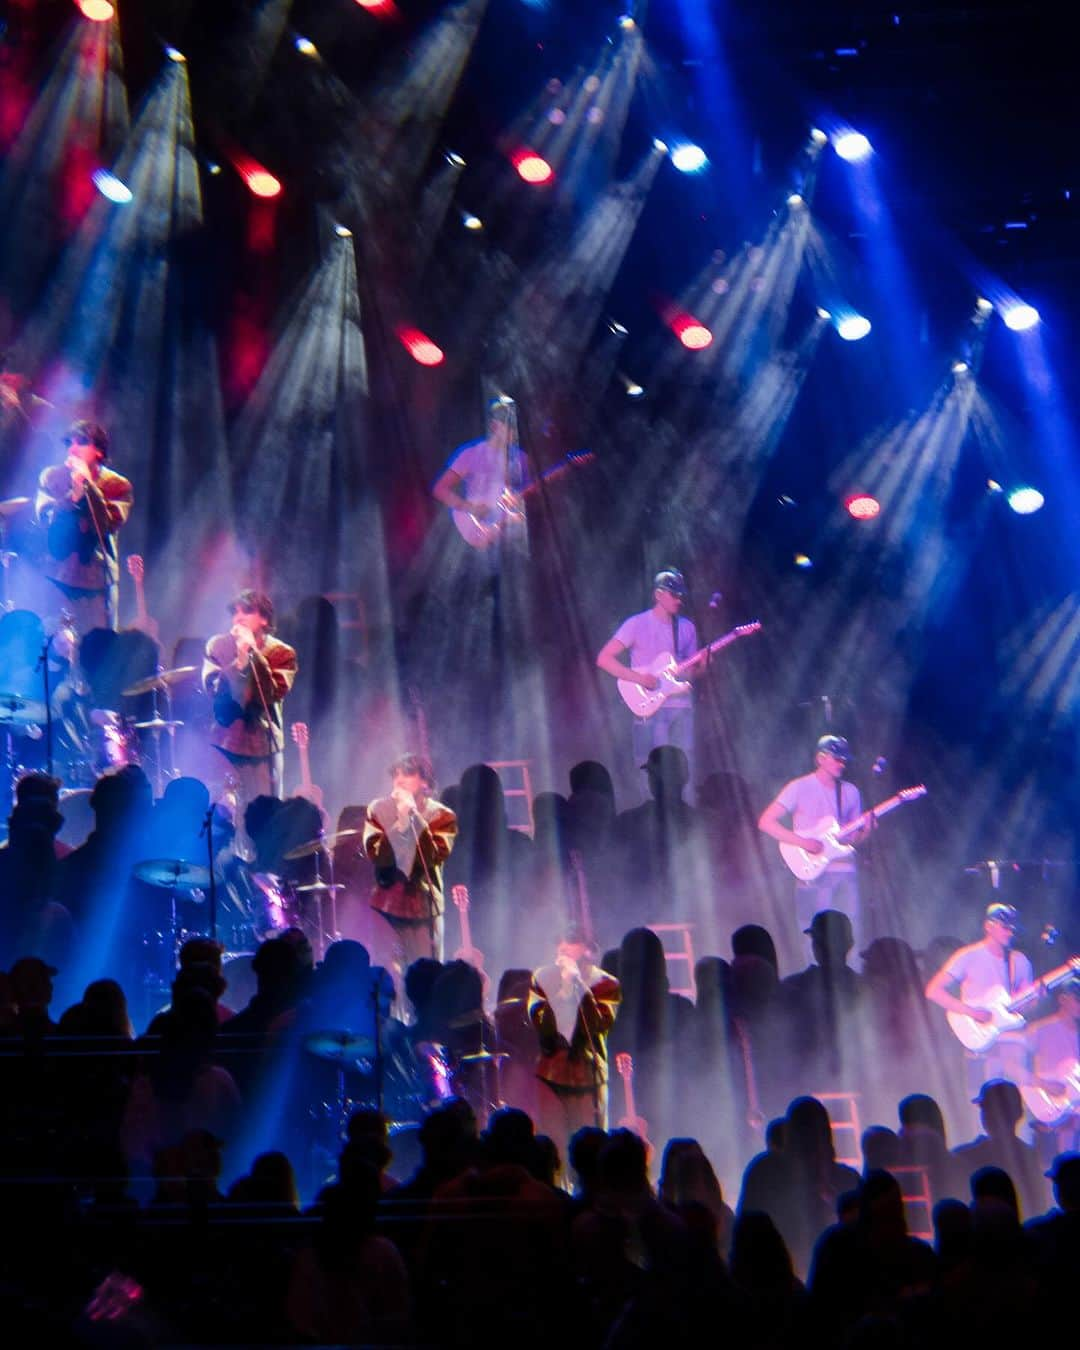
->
595, 636, 659, 690
81, 473, 132, 536
757, 799, 825, 854
432, 466, 493, 521
925, 964, 992, 1023
249, 644, 296, 706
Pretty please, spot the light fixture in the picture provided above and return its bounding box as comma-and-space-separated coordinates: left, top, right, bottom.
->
670, 144, 708, 173
810, 128, 828, 146
952, 360, 969, 374
294, 36, 318, 57
445, 151, 466, 168
794, 553, 813, 569
836, 314, 872, 341
461, 212, 483, 230
91, 169, 132, 203
164, 46, 186, 63
512, 149, 553, 184
334, 224, 353, 238
787, 192, 805, 208
608, 319, 629, 335
652, 137, 669, 154
1001, 303, 1040, 332
975, 296, 994, 314
845, 492, 881, 520
833, 130, 873, 163
76, 0, 115, 20
625, 382, 644, 399
1006, 486, 1044, 515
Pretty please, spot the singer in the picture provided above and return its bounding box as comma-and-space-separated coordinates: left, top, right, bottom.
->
202, 590, 298, 803
364, 752, 458, 970
34, 420, 133, 631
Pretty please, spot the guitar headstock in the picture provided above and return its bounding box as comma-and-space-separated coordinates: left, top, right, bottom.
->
291, 721, 309, 749
615, 1052, 633, 1077
735, 620, 762, 637
900, 784, 927, 801
126, 554, 144, 581
452, 884, 470, 912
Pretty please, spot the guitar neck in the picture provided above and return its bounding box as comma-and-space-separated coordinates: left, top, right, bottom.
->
1010, 958, 1080, 1013
297, 744, 314, 794
839, 793, 907, 842
672, 629, 740, 678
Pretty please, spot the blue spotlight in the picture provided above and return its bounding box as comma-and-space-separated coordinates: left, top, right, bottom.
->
1007, 486, 1045, 515
836, 314, 872, 341
91, 168, 133, 203
833, 130, 873, 162
1002, 302, 1040, 332
670, 143, 708, 173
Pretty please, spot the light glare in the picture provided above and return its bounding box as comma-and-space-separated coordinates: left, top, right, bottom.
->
1002, 303, 1040, 332
1007, 486, 1044, 515
845, 492, 881, 520
833, 131, 873, 162
671, 144, 708, 173
513, 150, 554, 184
836, 314, 872, 341
397, 327, 444, 367
76, 0, 115, 19
91, 169, 132, 203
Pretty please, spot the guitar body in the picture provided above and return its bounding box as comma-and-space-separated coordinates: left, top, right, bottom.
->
451, 884, 488, 982
946, 988, 1027, 1053
616, 652, 690, 718
614, 1052, 651, 1150
290, 722, 325, 811
1020, 1067, 1080, 1126
451, 492, 524, 550
778, 818, 855, 882
125, 554, 160, 641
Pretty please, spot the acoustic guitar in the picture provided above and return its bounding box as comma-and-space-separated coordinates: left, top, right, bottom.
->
614, 1052, 651, 1147
125, 554, 160, 640
290, 721, 325, 811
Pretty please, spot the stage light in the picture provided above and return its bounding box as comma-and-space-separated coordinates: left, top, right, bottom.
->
461, 212, 483, 230
1002, 303, 1040, 332
625, 381, 644, 398
652, 138, 669, 154
91, 169, 132, 203
240, 163, 282, 198
294, 36, 318, 56
445, 151, 466, 168
986, 479, 1003, 493
787, 192, 805, 207
816, 306, 832, 320
75, 0, 115, 19
836, 314, 872, 341
952, 360, 969, 374
397, 326, 444, 366
1007, 486, 1044, 515
164, 46, 186, 63
673, 315, 713, 350
334, 224, 353, 238
810, 128, 828, 146
512, 149, 554, 184
833, 130, 872, 162
617, 14, 636, 30
608, 319, 629, 335
670, 144, 708, 173
975, 296, 994, 314
794, 553, 813, 568
845, 492, 881, 520
206, 161, 222, 176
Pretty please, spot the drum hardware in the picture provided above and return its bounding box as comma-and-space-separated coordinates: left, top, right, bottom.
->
305, 1028, 381, 1146
283, 832, 354, 958
133, 858, 224, 995
123, 666, 193, 798
0, 497, 30, 614
0, 692, 47, 726
282, 827, 361, 861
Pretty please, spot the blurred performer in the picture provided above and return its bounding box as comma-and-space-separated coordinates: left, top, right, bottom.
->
35, 420, 132, 631
1022, 974, 1080, 1155
364, 753, 457, 970
529, 929, 620, 1157
431, 396, 527, 550
202, 590, 297, 802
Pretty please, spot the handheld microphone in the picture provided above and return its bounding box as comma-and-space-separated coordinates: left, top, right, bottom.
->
872, 756, 887, 776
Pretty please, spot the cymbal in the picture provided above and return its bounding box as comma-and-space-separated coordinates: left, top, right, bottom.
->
133, 858, 217, 890
0, 496, 30, 519
0, 692, 47, 725
459, 1050, 509, 1064
133, 717, 185, 731
294, 881, 346, 894
122, 666, 197, 698
305, 1029, 376, 1064
283, 828, 361, 861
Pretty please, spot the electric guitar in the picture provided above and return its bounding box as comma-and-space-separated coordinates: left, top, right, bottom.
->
614, 1052, 651, 1147
450, 884, 487, 976
451, 451, 594, 549
290, 722, 325, 811
617, 621, 762, 718
125, 555, 160, 641
946, 956, 1080, 1053
1020, 1063, 1080, 1126
779, 785, 927, 881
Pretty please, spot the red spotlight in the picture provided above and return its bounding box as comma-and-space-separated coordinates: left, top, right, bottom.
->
353, 0, 397, 10
845, 492, 881, 520
241, 165, 282, 199
512, 149, 554, 185
75, 0, 115, 19
397, 327, 445, 367
672, 313, 713, 350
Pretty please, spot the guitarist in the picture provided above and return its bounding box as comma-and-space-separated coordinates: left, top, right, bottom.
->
431, 397, 528, 549
758, 734, 871, 959
596, 568, 706, 799
1023, 976, 1080, 1152
924, 902, 1032, 1097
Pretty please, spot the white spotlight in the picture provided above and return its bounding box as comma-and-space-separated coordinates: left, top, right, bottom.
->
625, 381, 644, 399
952, 360, 969, 374
787, 192, 805, 208
617, 14, 636, 30
334, 224, 353, 238
608, 319, 629, 336
670, 143, 708, 173
461, 212, 483, 231
836, 314, 872, 341
1002, 303, 1040, 332
833, 130, 873, 162
652, 137, 669, 154
810, 128, 828, 146
91, 169, 132, 203
445, 151, 466, 168
975, 296, 994, 314
816, 306, 832, 321
1007, 486, 1044, 515
295, 36, 318, 56
164, 46, 186, 63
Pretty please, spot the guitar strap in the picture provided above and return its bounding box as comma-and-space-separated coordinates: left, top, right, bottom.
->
836, 779, 843, 822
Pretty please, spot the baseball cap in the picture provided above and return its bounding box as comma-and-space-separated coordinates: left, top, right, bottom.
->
971, 1078, 1022, 1110
1045, 1152, 1080, 1182
816, 734, 851, 762
985, 902, 1019, 930
653, 568, 688, 598
803, 910, 855, 943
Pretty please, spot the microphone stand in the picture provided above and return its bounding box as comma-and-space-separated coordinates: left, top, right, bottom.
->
200, 803, 218, 942
36, 637, 54, 778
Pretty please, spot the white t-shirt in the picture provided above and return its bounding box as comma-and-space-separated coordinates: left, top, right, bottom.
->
942, 939, 1033, 1004
774, 771, 862, 874
611, 608, 698, 709
445, 437, 525, 511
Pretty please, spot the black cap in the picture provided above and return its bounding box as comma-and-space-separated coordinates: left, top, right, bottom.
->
816, 734, 851, 762
653, 568, 688, 598
985, 902, 1019, 931
803, 909, 854, 943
